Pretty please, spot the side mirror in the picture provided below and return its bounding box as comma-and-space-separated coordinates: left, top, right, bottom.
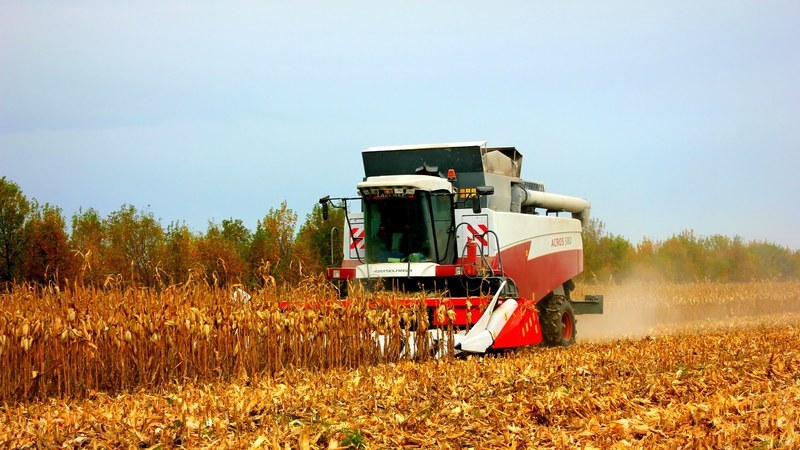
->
472, 195, 481, 213
319, 196, 330, 220
472, 186, 494, 213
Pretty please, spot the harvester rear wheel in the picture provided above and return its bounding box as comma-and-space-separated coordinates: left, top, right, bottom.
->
539, 294, 576, 347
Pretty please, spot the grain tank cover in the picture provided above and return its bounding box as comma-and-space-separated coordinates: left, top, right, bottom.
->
362, 141, 523, 190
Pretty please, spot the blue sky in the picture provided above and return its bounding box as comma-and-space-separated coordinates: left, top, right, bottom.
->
1, 1, 798, 249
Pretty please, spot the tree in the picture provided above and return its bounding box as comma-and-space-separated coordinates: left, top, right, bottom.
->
162, 221, 196, 284
103, 205, 164, 286
0, 177, 31, 284
727, 237, 756, 281
630, 237, 661, 281
601, 234, 634, 280
220, 218, 252, 263
581, 218, 605, 281
794, 250, 800, 279
22, 203, 76, 285
70, 207, 106, 285
654, 230, 706, 282
580, 218, 634, 282
294, 203, 345, 276
749, 241, 796, 280
195, 220, 250, 287
702, 234, 734, 282
250, 202, 297, 285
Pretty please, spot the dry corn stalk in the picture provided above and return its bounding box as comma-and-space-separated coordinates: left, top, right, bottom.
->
0, 280, 798, 403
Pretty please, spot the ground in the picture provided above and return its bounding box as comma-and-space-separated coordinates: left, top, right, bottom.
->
2, 282, 799, 449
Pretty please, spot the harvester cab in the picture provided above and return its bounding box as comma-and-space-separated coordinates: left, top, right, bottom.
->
320, 142, 603, 353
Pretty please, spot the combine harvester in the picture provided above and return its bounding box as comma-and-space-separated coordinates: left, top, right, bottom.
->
319, 142, 602, 354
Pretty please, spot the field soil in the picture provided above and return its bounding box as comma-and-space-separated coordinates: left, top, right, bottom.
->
2, 282, 799, 449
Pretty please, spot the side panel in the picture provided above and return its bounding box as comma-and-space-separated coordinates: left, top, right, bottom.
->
456, 213, 493, 256
456, 209, 583, 301
342, 212, 364, 268
499, 244, 583, 302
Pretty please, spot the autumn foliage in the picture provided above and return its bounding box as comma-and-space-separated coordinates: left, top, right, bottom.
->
0, 177, 797, 289
1, 175, 344, 289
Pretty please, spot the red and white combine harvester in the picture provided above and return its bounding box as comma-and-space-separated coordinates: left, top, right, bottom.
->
319, 142, 602, 354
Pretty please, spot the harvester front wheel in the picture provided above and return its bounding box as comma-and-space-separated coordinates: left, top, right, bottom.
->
539, 294, 576, 347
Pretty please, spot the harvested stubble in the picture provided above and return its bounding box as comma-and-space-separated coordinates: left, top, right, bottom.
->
0, 279, 449, 403
1, 313, 799, 448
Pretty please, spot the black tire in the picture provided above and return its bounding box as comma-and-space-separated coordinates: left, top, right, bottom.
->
538, 294, 577, 347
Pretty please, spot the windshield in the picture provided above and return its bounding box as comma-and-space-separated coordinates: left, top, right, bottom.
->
363, 191, 453, 264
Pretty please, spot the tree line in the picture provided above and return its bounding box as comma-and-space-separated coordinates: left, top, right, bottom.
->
582, 219, 800, 283
1, 176, 798, 288
0, 177, 343, 289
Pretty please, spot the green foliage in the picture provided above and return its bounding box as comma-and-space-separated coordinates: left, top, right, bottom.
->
0, 177, 31, 283
220, 218, 252, 258
795, 251, 800, 279
162, 221, 196, 285
103, 205, 164, 286
340, 428, 366, 449
294, 203, 345, 275
654, 230, 706, 282
582, 219, 634, 282
749, 241, 796, 279
70, 207, 105, 285
583, 226, 800, 284
581, 218, 604, 281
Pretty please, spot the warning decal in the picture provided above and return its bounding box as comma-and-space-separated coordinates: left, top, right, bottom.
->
348, 218, 365, 259
459, 215, 492, 256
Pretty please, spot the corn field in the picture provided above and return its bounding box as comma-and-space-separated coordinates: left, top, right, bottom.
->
1, 281, 800, 448
0, 277, 452, 403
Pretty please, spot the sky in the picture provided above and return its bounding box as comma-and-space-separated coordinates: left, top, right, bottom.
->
1, 1, 799, 249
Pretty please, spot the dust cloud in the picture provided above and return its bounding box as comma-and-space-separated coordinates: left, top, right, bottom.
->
573, 280, 800, 341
